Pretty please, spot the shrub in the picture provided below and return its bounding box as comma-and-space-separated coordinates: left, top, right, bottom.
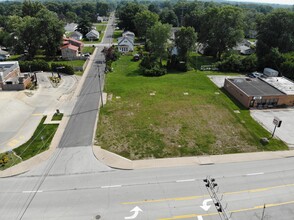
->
19, 60, 50, 72
141, 65, 167, 77
51, 63, 75, 75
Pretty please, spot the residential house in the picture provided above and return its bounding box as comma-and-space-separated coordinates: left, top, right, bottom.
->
70, 31, 83, 41
63, 37, 84, 51
97, 16, 103, 23
64, 23, 78, 33
61, 44, 79, 60
86, 30, 100, 41
117, 36, 134, 53
233, 40, 255, 55
122, 31, 135, 39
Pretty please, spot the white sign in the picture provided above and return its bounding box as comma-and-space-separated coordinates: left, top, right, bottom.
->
273, 117, 282, 127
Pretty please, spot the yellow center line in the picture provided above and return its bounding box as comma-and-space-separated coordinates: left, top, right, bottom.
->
122, 183, 294, 205
32, 113, 43, 116
158, 200, 294, 220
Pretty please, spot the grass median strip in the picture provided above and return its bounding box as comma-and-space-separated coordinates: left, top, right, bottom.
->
96, 55, 287, 160
0, 116, 58, 170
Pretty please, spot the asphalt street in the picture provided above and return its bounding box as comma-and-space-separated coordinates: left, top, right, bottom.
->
0, 13, 294, 220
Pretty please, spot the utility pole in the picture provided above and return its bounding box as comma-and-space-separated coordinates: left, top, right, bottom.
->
97, 65, 103, 107
203, 177, 231, 220
261, 204, 266, 220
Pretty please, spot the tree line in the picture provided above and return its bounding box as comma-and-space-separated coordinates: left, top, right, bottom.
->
116, 0, 294, 77
0, 0, 113, 59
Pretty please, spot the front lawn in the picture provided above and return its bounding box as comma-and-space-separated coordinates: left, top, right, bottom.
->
96, 55, 287, 160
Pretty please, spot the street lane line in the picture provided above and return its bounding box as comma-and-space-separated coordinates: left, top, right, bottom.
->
123, 183, 294, 205
158, 200, 294, 219
176, 179, 195, 183
22, 190, 43, 193
122, 195, 206, 205
246, 172, 264, 176
101, 185, 122, 189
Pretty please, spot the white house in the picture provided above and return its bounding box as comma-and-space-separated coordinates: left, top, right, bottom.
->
97, 16, 103, 23
122, 31, 135, 39
86, 29, 100, 41
64, 23, 78, 33
70, 31, 83, 41
117, 36, 134, 53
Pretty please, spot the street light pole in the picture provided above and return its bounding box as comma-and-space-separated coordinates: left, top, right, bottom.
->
98, 65, 104, 107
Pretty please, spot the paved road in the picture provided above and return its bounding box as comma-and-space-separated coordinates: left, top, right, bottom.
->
1, 13, 294, 220
1, 157, 294, 219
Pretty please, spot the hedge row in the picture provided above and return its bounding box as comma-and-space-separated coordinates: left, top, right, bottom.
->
19, 60, 74, 75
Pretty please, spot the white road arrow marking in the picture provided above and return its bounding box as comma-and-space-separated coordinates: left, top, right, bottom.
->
198, 216, 204, 220
200, 199, 213, 211
124, 206, 143, 219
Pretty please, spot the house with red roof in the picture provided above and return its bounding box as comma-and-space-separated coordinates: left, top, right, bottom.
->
61, 37, 84, 60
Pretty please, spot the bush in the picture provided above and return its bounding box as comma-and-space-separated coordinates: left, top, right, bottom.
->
19, 60, 50, 72
141, 65, 167, 77
51, 63, 75, 75
217, 53, 257, 73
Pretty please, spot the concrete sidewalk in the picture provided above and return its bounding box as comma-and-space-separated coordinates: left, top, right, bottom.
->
93, 145, 294, 170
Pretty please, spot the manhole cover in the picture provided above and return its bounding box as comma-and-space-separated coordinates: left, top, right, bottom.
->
95, 215, 101, 219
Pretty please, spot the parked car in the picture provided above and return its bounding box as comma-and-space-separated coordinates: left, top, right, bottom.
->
247, 72, 263, 78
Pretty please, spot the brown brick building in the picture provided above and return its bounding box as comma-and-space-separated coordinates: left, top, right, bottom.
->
224, 77, 294, 108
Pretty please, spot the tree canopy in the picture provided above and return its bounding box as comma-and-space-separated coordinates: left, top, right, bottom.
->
134, 10, 159, 38
199, 6, 245, 59
175, 26, 197, 62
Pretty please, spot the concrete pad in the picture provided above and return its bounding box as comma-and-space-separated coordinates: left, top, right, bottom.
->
251, 109, 294, 147
208, 75, 245, 88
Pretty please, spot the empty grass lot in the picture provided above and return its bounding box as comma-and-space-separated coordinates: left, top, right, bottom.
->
96, 55, 287, 160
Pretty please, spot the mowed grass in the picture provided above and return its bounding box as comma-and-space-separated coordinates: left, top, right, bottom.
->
96, 55, 287, 160
14, 116, 58, 161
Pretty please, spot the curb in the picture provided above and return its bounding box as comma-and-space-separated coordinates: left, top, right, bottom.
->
93, 146, 294, 170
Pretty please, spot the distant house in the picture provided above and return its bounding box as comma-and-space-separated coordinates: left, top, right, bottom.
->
233, 40, 255, 55
117, 36, 134, 53
70, 31, 83, 41
61, 44, 79, 60
97, 16, 103, 23
64, 23, 78, 33
63, 37, 84, 51
86, 29, 100, 41
122, 31, 135, 39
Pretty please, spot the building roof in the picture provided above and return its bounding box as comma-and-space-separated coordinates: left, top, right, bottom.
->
70, 31, 83, 37
61, 44, 79, 51
0, 61, 19, 78
263, 77, 294, 95
64, 23, 77, 32
227, 77, 284, 96
86, 29, 99, 37
118, 36, 134, 46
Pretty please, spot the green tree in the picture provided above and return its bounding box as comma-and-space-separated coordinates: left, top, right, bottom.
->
146, 22, 171, 65
148, 3, 160, 14
117, 2, 145, 32
199, 6, 244, 59
175, 26, 197, 62
96, 1, 109, 16
134, 10, 159, 39
22, 0, 44, 17
36, 9, 64, 58
17, 16, 40, 59
256, 9, 294, 64
159, 8, 179, 27
77, 18, 92, 37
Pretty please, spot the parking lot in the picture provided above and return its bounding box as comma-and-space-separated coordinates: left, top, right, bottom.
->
0, 72, 79, 153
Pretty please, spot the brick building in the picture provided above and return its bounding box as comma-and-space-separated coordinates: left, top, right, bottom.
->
224, 77, 294, 108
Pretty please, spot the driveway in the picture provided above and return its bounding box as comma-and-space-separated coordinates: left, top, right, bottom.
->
251, 109, 294, 148
0, 72, 80, 153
